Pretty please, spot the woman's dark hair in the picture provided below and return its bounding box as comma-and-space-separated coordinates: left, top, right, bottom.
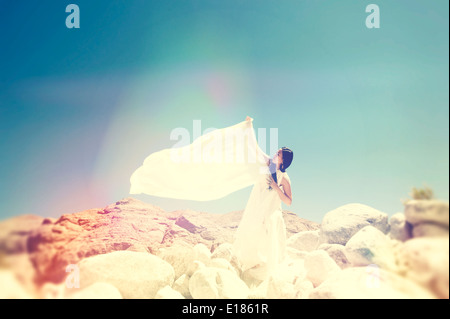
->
280, 147, 294, 172
269, 147, 294, 185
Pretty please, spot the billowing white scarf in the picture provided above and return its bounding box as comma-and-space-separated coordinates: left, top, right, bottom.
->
130, 119, 270, 201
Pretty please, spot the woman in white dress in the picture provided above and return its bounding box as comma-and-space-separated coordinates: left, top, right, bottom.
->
129, 116, 294, 278
232, 118, 294, 279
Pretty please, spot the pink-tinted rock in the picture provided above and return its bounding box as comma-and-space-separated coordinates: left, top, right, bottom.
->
14, 197, 318, 284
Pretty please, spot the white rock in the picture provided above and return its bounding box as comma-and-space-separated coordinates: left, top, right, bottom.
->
249, 259, 312, 299
404, 200, 449, 227
248, 280, 269, 299
189, 267, 249, 299
210, 258, 238, 275
190, 260, 206, 274
193, 243, 211, 263
240, 267, 266, 288
287, 230, 319, 252
212, 243, 242, 276
304, 250, 341, 287
158, 243, 212, 279
155, 285, 185, 299
241, 256, 307, 290
211, 243, 234, 261
266, 274, 296, 299
173, 274, 191, 299
309, 266, 435, 299
317, 244, 350, 269
157, 244, 195, 278
396, 237, 449, 298
0, 270, 32, 299
294, 280, 314, 299
250, 267, 300, 299
388, 212, 412, 241
345, 226, 397, 271
275, 258, 307, 285
76, 251, 175, 299
320, 203, 389, 245
187, 243, 212, 275
67, 282, 122, 299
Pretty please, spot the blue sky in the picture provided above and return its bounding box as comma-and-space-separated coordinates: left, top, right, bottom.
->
0, 0, 448, 222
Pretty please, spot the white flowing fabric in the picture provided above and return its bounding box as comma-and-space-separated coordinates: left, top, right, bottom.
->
130, 119, 289, 278
232, 168, 289, 277
130, 119, 269, 200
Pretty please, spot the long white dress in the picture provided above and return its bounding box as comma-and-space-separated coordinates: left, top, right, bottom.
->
232, 168, 288, 278
129, 118, 289, 278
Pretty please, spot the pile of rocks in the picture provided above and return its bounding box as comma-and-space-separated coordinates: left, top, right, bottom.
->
0, 198, 448, 299
309, 201, 448, 299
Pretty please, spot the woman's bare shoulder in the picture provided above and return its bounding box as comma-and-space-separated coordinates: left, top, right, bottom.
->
281, 173, 291, 186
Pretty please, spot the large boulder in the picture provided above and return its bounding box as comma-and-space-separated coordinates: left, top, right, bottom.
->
404, 200, 449, 239
319, 203, 389, 245
74, 251, 175, 299
345, 226, 397, 271
404, 200, 449, 227
157, 244, 195, 279
189, 267, 249, 299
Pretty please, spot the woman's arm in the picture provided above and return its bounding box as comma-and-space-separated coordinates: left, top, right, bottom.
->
245, 115, 271, 166
269, 177, 292, 206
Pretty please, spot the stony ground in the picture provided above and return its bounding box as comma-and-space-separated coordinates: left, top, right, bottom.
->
0, 197, 448, 299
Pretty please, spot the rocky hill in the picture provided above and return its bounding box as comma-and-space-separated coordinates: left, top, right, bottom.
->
0, 198, 318, 293
0, 198, 448, 299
